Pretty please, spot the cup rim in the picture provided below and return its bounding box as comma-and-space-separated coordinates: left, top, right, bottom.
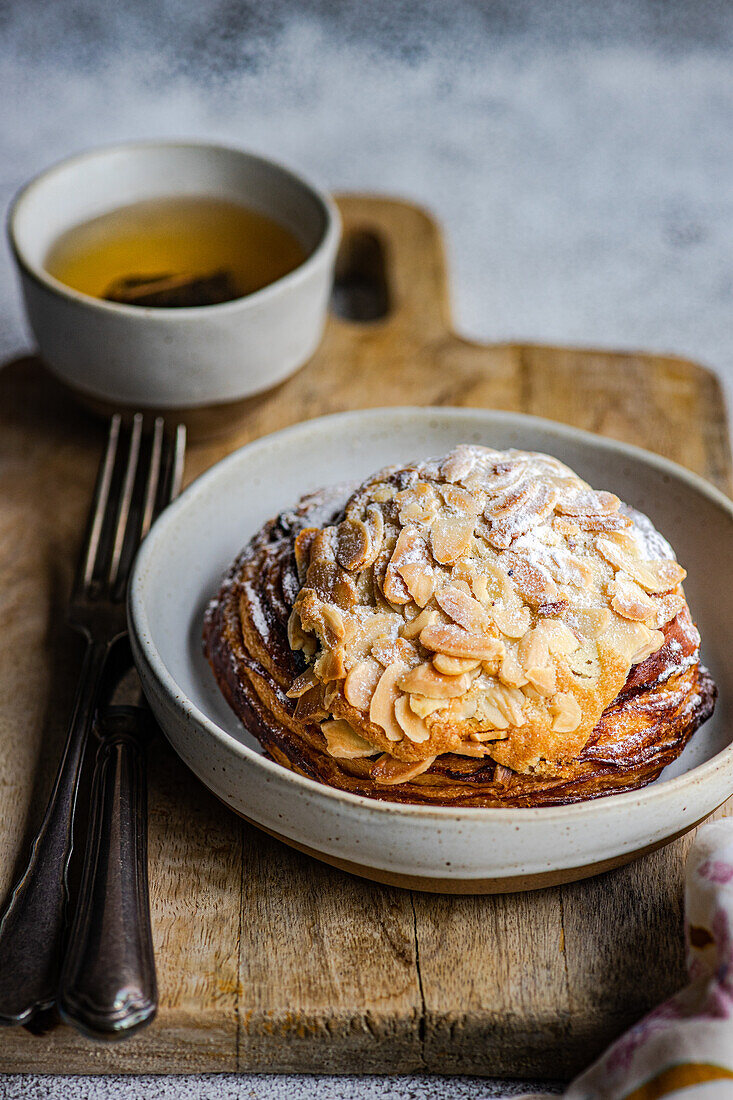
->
7, 138, 341, 319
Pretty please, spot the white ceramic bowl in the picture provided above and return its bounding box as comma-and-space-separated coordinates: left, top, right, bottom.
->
128, 408, 733, 893
8, 141, 340, 411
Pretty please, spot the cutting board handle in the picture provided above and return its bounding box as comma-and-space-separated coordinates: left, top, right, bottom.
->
334, 194, 452, 340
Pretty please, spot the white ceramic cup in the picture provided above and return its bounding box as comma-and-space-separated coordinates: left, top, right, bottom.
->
8, 141, 341, 413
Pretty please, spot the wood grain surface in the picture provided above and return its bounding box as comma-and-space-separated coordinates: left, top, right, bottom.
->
0, 195, 730, 1078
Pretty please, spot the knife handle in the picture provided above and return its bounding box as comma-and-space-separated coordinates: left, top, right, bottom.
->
58, 707, 157, 1039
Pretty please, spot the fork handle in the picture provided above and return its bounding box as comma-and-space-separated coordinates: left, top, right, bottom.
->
0, 638, 110, 1026
58, 707, 157, 1039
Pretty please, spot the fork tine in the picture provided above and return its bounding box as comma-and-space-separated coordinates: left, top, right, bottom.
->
80, 414, 122, 591
166, 424, 187, 505
108, 413, 144, 589
139, 417, 165, 541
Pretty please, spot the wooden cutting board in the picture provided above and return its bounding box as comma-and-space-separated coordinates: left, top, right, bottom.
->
0, 195, 730, 1079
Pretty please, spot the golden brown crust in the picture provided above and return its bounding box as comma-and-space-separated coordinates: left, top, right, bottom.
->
203, 470, 716, 808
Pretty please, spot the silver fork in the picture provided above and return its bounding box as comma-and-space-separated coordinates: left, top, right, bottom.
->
0, 414, 185, 1029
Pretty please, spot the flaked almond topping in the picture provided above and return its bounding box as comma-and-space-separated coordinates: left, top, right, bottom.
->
524, 664, 557, 696
546, 548, 594, 588
365, 483, 396, 506
598, 537, 686, 593
408, 694, 446, 718
336, 507, 383, 572
520, 683, 543, 704
440, 445, 478, 483
433, 653, 482, 676
648, 593, 686, 629
609, 571, 658, 622
371, 754, 436, 785
347, 613, 401, 659
517, 624, 551, 672
470, 561, 512, 605
475, 683, 525, 729
553, 515, 581, 537
469, 730, 495, 743
384, 526, 428, 605
420, 622, 505, 661
321, 719, 378, 759
321, 605, 346, 644
369, 661, 407, 741
371, 637, 418, 668
294, 527, 319, 584
293, 684, 329, 724
394, 695, 431, 743
430, 515, 475, 564
568, 607, 614, 638
365, 504, 386, 561
336, 518, 370, 572
371, 545, 394, 613
489, 683, 526, 725
555, 488, 620, 516
440, 483, 485, 516
485, 482, 532, 521
398, 662, 473, 699
470, 571, 490, 604
435, 584, 490, 633
517, 624, 556, 690
370, 639, 394, 667
286, 668, 319, 699
305, 527, 335, 567
541, 619, 580, 656
602, 530, 638, 555
549, 692, 582, 733
343, 659, 383, 711
447, 695, 479, 720
605, 619, 656, 666
323, 682, 340, 710
484, 481, 558, 549
475, 700, 508, 728
395, 482, 439, 526
449, 560, 476, 587
314, 646, 347, 682
305, 555, 358, 610
483, 456, 527, 491
291, 589, 318, 632
572, 513, 632, 532
630, 626, 665, 665
498, 650, 528, 688
450, 742, 489, 757
490, 602, 532, 639
537, 599, 569, 618
287, 611, 317, 657
398, 562, 436, 607
400, 606, 438, 640
503, 554, 558, 607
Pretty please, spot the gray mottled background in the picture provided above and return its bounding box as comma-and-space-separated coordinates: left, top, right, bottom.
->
2, 0, 733, 389
1, 1, 732, 1097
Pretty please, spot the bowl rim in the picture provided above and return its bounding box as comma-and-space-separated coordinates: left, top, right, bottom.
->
7, 138, 342, 320
128, 405, 733, 823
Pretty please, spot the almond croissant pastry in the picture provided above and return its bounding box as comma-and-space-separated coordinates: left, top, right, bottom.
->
203, 446, 716, 807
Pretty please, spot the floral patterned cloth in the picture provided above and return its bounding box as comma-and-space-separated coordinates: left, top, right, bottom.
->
551, 819, 733, 1099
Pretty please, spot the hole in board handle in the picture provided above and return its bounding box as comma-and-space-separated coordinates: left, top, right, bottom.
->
330, 229, 391, 322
